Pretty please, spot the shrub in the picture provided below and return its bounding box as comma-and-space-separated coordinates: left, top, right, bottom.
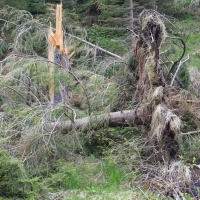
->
0, 144, 42, 198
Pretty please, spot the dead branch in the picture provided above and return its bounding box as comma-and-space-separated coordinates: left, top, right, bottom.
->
3, 85, 32, 107
170, 73, 184, 88
181, 130, 200, 135
0, 89, 15, 108
166, 37, 186, 81
126, 28, 139, 37
65, 32, 124, 60
186, 100, 200, 103
170, 54, 190, 86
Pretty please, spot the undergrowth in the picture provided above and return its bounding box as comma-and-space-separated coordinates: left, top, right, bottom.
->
0, 4, 200, 200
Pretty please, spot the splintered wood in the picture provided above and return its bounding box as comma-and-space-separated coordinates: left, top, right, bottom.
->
48, 3, 64, 56
48, 2, 68, 104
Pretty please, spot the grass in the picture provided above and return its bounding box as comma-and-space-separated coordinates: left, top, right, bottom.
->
45, 158, 125, 190
43, 157, 166, 199
55, 189, 157, 200
185, 32, 200, 68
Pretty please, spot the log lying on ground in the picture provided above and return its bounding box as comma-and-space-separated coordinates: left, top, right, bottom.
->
49, 104, 152, 133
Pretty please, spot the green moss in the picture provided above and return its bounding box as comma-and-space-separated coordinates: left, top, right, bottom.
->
145, 56, 159, 86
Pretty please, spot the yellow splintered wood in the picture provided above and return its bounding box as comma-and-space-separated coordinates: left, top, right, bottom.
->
48, 22, 57, 47
68, 48, 76, 60
48, 3, 64, 104
55, 3, 63, 51
48, 2, 75, 104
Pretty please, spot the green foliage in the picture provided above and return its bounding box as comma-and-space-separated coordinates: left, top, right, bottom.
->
87, 26, 127, 55
27, 0, 47, 14
46, 158, 125, 191
86, 74, 118, 111
2, 0, 29, 10
181, 110, 198, 132
0, 144, 42, 199
46, 161, 84, 190
84, 129, 110, 156
178, 64, 190, 89
84, 126, 140, 157
0, 6, 48, 55
102, 159, 124, 186
2, 0, 47, 14
185, 32, 200, 67
0, 38, 6, 59
179, 135, 200, 163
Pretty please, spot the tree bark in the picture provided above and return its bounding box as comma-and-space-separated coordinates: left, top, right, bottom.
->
135, 13, 166, 103
49, 104, 152, 133
134, 13, 181, 162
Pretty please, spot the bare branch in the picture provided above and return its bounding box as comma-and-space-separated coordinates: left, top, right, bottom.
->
3, 85, 32, 107
170, 54, 189, 86
166, 37, 186, 81
181, 130, 200, 135
65, 32, 124, 61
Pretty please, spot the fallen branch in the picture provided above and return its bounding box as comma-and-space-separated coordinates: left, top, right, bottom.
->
65, 32, 124, 61
170, 54, 190, 86
181, 130, 200, 135
166, 36, 186, 81
186, 100, 200, 103
170, 73, 184, 88
47, 104, 152, 133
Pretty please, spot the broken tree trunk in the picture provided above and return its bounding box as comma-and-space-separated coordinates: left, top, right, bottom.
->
135, 13, 180, 162
48, 2, 70, 104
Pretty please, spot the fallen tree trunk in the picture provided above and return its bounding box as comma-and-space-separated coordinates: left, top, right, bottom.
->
49, 104, 152, 133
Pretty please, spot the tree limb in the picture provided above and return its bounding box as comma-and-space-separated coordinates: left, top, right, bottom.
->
65, 32, 124, 61
170, 54, 190, 86
181, 130, 200, 135
166, 37, 186, 81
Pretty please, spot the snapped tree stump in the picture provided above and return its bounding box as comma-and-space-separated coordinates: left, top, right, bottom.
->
135, 13, 180, 162
48, 2, 75, 104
